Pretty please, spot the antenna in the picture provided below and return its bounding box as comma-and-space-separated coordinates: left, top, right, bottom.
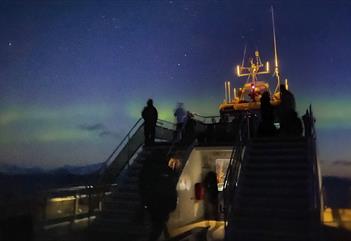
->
241, 45, 247, 67
271, 6, 280, 93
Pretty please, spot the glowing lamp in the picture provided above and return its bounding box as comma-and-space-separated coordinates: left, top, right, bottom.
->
266, 61, 270, 72
236, 65, 240, 76
251, 84, 255, 89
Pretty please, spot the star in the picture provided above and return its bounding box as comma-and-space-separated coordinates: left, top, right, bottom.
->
8, 42, 12, 46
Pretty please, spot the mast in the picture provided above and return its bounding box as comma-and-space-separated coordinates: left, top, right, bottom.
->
271, 6, 281, 94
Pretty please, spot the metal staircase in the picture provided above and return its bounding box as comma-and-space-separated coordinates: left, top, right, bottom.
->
99, 118, 174, 184
228, 138, 316, 241
87, 118, 196, 241
80, 118, 175, 241
89, 144, 172, 241
224, 107, 322, 241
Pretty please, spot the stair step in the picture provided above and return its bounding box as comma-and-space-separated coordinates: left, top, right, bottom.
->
234, 207, 310, 219
244, 162, 309, 170
243, 173, 309, 181
228, 228, 312, 241
94, 216, 142, 226
247, 147, 306, 155
251, 137, 306, 143
246, 154, 307, 162
249, 143, 307, 151
243, 169, 309, 177
91, 222, 150, 238
242, 178, 308, 188
236, 196, 309, 209
231, 216, 310, 232
110, 191, 140, 200
116, 183, 139, 192
100, 207, 136, 217
103, 199, 140, 209
238, 187, 309, 198
127, 168, 142, 177
123, 175, 139, 183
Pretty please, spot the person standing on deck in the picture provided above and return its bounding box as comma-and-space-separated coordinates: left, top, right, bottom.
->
257, 91, 277, 137
139, 158, 178, 241
279, 84, 296, 113
142, 99, 158, 145
278, 84, 296, 135
174, 102, 186, 141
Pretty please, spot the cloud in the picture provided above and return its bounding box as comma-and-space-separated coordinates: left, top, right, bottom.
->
99, 130, 120, 138
332, 160, 351, 166
79, 122, 120, 139
79, 123, 106, 131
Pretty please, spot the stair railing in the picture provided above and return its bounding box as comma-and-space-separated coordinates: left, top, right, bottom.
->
223, 112, 249, 231
192, 113, 220, 124
99, 118, 143, 174
305, 105, 323, 238
166, 114, 221, 156
98, 118, 175, 184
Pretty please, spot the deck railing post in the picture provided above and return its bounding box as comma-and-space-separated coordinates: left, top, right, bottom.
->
42, 196, 48, 228
127, 134, 130, 167
71, 192, 78, 229
88, 186, 92, 226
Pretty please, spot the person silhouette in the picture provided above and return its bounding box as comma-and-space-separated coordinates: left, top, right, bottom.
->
139, 158, 178, 241
182, 111, 196, 144
142, 99, 158, 145
279, 84, 296, 113
174, 102, 186, 141
278, 85, 302, 136
257, 91, 277, 137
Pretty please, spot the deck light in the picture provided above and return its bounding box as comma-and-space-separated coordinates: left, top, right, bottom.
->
266, 61, 270, 72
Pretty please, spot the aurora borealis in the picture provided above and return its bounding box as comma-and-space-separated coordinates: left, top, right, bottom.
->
0, 1, 351, 177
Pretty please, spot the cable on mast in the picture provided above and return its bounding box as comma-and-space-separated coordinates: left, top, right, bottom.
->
271, 6, 280, 93
241, 45, 247, 67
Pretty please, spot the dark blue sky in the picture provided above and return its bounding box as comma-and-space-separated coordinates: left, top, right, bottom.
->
0, 0, 350, 177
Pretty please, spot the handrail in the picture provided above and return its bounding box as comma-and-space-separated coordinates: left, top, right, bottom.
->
166, 115, 197, 158
223, 113, 249, 229
305, 105, 323, 229
40, 184, 114, 229
99, 118, 144, 175
98, 118, 175, 184
192, 113, 220, 124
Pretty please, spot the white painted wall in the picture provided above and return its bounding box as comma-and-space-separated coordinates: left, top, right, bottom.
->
168, 147, 232, 230
168, 149, 204, 228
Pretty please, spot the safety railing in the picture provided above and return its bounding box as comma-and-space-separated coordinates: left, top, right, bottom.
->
98, 118, 175, 184
223, 113, 250, 230
40, 184, 114, 229
305, 105, 323, 237
192, 113, 221, 124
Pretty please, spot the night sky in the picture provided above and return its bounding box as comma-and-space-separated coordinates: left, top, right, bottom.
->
0, 0, 350, 177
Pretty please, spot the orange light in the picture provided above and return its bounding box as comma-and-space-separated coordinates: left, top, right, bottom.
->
266, 61, 270, 72
236, 65, 240, 76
